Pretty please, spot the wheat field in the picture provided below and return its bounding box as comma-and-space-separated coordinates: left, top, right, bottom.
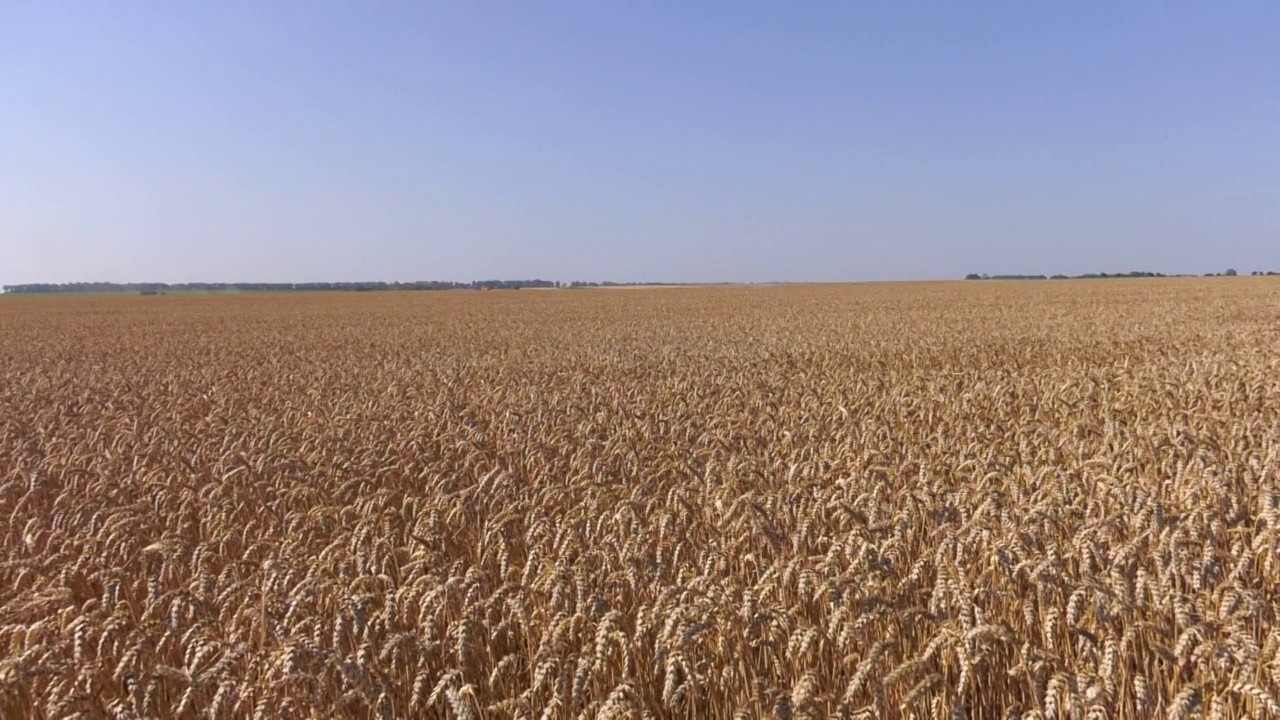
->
2, 280, 1280, 719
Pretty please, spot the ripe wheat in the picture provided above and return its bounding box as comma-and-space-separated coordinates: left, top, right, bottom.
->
2, 279, 1279, 718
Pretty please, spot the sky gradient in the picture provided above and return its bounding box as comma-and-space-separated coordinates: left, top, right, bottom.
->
3, 2, 1279, 284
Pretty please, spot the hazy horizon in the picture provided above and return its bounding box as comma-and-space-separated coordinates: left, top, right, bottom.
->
4, 3, 1279, 286
1, 271, 1268, 292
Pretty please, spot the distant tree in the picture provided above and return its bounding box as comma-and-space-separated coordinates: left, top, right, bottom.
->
965, 273, 982, 280
1225, 268, 1238, 276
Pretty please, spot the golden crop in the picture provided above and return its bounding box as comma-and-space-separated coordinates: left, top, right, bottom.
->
2, 280, 1279, 719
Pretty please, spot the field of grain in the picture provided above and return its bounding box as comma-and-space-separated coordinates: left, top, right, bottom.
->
3, 280, 1280, 719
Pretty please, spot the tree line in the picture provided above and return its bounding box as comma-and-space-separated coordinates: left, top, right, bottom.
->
965, 269, 1278, 280
0, 279, 643, 294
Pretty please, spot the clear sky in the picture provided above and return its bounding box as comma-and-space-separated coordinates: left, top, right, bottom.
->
3, 2, 1279, 284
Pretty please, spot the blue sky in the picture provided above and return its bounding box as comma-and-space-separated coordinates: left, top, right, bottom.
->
3, 2, 1279, 284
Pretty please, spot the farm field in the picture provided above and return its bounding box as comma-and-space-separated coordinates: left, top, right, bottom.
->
3, 279, 1280, 719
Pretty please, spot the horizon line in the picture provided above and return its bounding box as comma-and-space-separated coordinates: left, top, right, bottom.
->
5, 270, 1278, 294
